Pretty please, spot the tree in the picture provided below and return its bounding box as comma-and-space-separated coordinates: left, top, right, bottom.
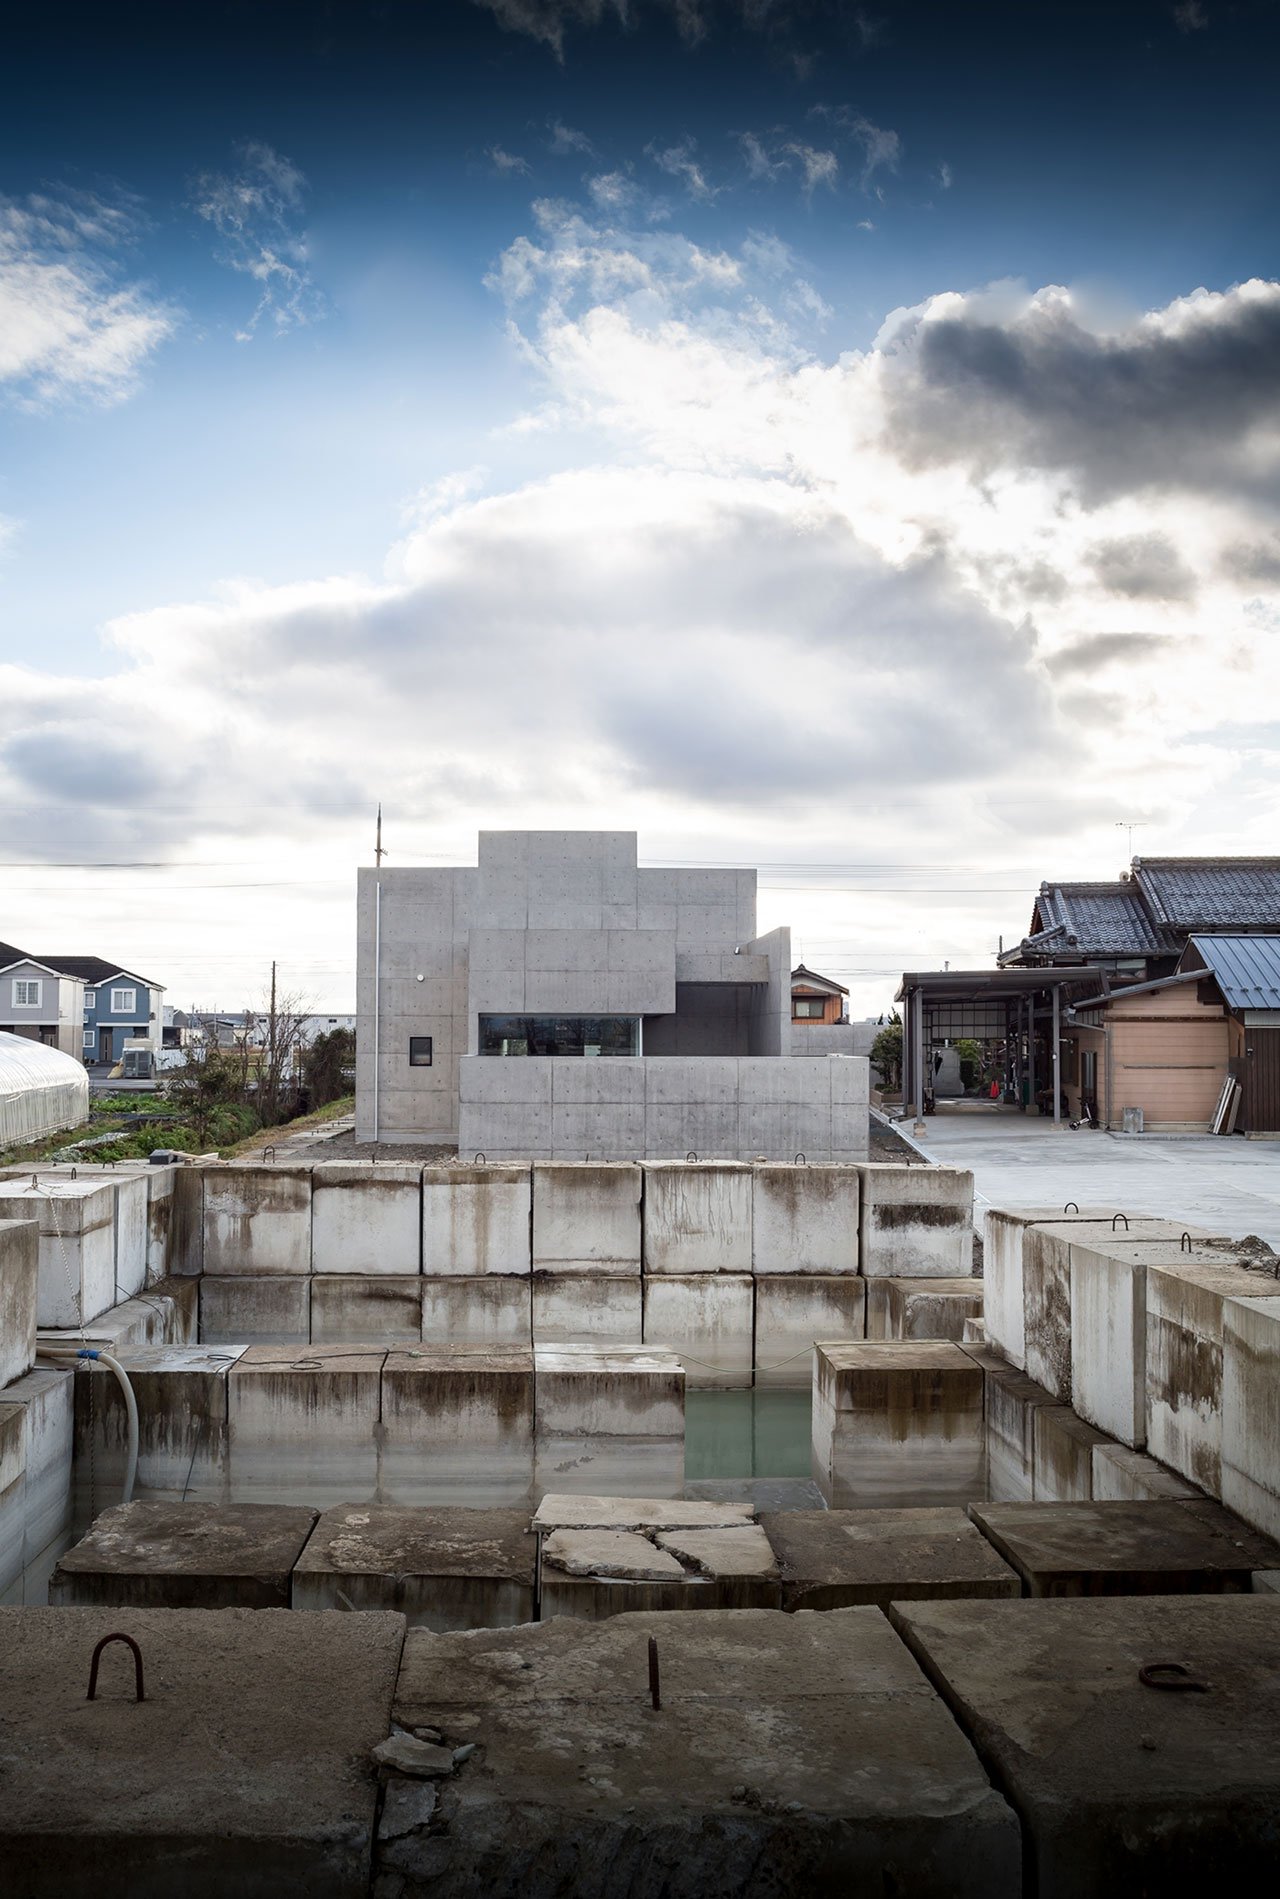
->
955, 1038, 983, 1091
251, 967, 311, 1128
304, 1028, 355, 1108
870, 1013, 903, 1091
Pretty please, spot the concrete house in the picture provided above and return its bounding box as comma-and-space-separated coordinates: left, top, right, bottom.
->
356, 830, 868, 1159
0, 945, 85, 1059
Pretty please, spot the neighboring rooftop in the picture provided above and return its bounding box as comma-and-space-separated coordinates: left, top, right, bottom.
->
1183, 934, 1280, 1011
791, 964, 849, 997
1134, 858, 1280, 931
1002, 857, 1280, 967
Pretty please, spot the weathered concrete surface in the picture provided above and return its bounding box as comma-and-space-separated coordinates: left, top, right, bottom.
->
1145, 1259, 1280, 1497
153, 1272, 199, 1343
0, 1399, 25, 1594
202, 1164, 313, 1276
983, 1207, 1123, 1369
1091, 1443, 1200, 1502
813, 1342, 985, 1509
968, 1498, 1280, 1596
381, 1348, 534, 1507
422, 1274, 531, 1347
385, 1608, 1019, 1897
655, 1524, 778, 1587
0, 1217, 38, 1390
544, 1528, 689, 1580
531, 1271, 643, 1347
0, 1366, 72, 1597
74, 1344, 248, 1518
641, 1273, 752, 1389
753, 1274, 865, 1391
0, 1179, 116, 1328
0, 1605, 404, 1897
642, 1162, 753, 1275
884, 1278, 984, 1343
311, 1163, 422, 1276
422, 1164, 532, 1277
534, 1346, 685, 1500
292, 1504, 536, 1628
168, 1163, 204, 1276
531, 1163, 641, 1275
890, 1594, 1280, 1896
1222, 1292, 1280, 1541
858, 1163, 973, 1278
751, 1165, 859, 1275
200, 1272, 311, 1346
1032, 1404, 1108, 1503
761, 1508, 1020, 1611
961, 1347, 1060, 1503
310, 1274, 423, 1344
229, 1345, 385, 1507
532, 1494, 754, 1532
50, 1500, 319, 1608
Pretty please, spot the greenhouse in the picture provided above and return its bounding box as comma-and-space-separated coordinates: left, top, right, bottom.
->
0, 1030, 90, 1148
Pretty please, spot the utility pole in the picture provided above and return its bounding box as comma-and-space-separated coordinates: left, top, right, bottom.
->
375, 805, 387, 866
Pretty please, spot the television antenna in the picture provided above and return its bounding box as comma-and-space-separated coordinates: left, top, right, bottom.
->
1115, 820, 1148, 859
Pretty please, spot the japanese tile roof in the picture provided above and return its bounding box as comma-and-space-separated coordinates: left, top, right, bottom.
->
1132, 859, 1280, 931
1016, 881, 1177, 959
791, 963, 849, 996
1185, 935, 1280, 1010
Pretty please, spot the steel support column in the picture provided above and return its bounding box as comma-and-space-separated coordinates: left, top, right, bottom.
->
1052, 982, 1061, 1128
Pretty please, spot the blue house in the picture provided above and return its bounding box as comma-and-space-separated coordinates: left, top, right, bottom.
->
35, 955, 165, 1066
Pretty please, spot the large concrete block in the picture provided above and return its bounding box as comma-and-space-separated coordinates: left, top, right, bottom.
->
0, 1179, 116, 1328
0, 1399, 27, 1595
890, 1594, 1280, 1896
983, 1207, 1125, 1369
531, 1272, 643, 1347
1222, 1293, 1280, 1542
751, 1165, 860, 1275
969, 1498, 1280, 1596
972, 1353, 1063, 1504
310, 1275, 423, 1345
228, 1345, 385, 1507
1091, 1443, 1200, 1502
199, 1274, 311, 1347
74, 1344, 249, 1518
389, 1608, 1020, 1896
0, 1218, 38, 1390
642, 1274, 753, 1389
421, 1275, 531, 1347
105, 1171, 149, 1300
753, 1275, 866, 1391
380, 1347, 535, 1506
858, 1164, 973, 1278
884, 1278, 984, 1342
51, 1500, 319, 1609
310, 1163, 421, 1275
0, 1367, 72, 1585
812, 1341, 985, 1509
539, 1523, 780, 1617
532, 1163, 641, 1273
421, 1163, 531, 1276
642, 1162, 753, 1274
761, 1506, 1020, 1610
1146, 1260, 1280, 1497
292, 1503, 537, 1628
0, 1604, 403, 1895
202, 1164, 313, 1276
1032, 1405, 1107, 1503
167, 1164, 204, 1276
534, 1345, 685, 1498
140, 1164, 179, 1285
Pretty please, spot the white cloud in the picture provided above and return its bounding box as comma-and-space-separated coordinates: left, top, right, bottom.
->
647, 137, 719, 202
0, 190, 175, 405
488, 146, 531, 176
782, 143, 839, 197
191, 141, 321, 341
548, 120, 597, 158
939, 160, 952, 190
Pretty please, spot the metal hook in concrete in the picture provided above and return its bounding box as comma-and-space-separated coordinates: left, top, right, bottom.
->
87, 1632, 145, 1703
1181, 1231, 1194, 1252
648, 1634, 661, 1711
686, 1151, 698, 1162
1111, 1213, 1130, 1230
1064, 1201, 1079, 1213
474, 1152, 486, 1164
794, 1153, 807, 1166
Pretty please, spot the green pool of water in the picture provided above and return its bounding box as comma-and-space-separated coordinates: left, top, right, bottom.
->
684, 1390, 812, 1480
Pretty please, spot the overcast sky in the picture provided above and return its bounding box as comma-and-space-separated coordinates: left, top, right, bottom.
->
2, 0, 1278, 1014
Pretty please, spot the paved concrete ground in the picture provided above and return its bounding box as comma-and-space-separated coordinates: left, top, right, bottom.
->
896, 1107, 1280, 1251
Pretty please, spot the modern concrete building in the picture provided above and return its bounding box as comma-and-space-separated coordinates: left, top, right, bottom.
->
356, 831, 868, 1159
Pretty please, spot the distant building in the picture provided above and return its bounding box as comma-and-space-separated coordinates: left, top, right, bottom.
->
0, 943, 164, 1067
0, 944, 85, 1059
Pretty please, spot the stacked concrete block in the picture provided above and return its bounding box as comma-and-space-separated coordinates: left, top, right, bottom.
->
971, 1352, 1060, 1504
857, 1164, 973, 1278
51, 1500, 320, 1610
532, 1275, 643, 1347
1032, 1406, 1108, 1503
1091, 1443, 1199, 1502
984, 1207, 1123, 1368
812, 1341, 985, 1509
0, 1366, 73, 1598
311, 1162, 421, 1275
0, 1398, 26, 1597
532, 1163, 642, 1349
0, 1218, 38, 1391
0, 1179, 116, 1328
74, 1344, 249, 1520
200, 1274, 311, 1347
380, 1346, 534, 1507
883, 1278, 985, 1343
751, 1165, 860, 1275
1145, 1260, 1280, 1497
228, 1345, 384, 1507
291, 1502, 537, 1627
202, 1164, 313, 1277
533, 1345, 684, 1497
643, 1161, 753, 1275
140, 1164, 179, 1285
310, 1276, 423, 1344
753, 1276, 866, 1390
104, 1172, 149, 1301
422, 1274, 531, 1347
642, 1274, 754, 1389
168, 1164, 205, 1276
1222, 1294, 1280, 1541
422, 1162, 531, 1346
39, 1293, 172, 1355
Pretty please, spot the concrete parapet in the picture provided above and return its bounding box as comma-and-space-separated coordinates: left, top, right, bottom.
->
310, 1274, 423, 1345
532, 1163, 641, 1274
534, 1345, 684, 1498
422, 1274, 531, 1347
380, 1346, 534, 1507
753, 1275, 865, 1390
857, 1164, 973, 1278
1145, 1260, 1280, 1497
202, 1164, 313, 1276
641, 1273, 753, 1389
1222, 1293, 1280, 1542
642, 1162, 753, 1275
884, 1278, 984, 1342
0, 1179, 116, 1329
751, 1164, 860, 1275
200, 1273, 311, 1347
0, 1218, 38, 1391
291, 1502, 536, 1627
531, 1273, 643, 1347
228, 1345, 384, 1507
422, 1163, 531, 1277
51, 1499, 318, 1609
311, 1162, 421, 1275
812, 1341, 985, 1509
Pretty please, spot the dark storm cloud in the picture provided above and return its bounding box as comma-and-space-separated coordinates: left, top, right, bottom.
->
1045, 632, 1178, 679
1220, 537, 1280, 585
881, 283, 1280, 501
1088, 533, 1196, 601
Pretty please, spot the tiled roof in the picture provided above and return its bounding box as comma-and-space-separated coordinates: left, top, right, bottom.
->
1133, 859, 1280, 930
791, 963, 849, 996
1186, 935, 1280, 1010
33, 956, 159, 987
1026, 881, 1175, 957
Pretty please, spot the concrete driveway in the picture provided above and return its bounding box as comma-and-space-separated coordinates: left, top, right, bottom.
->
892, 1105, 1280, 1252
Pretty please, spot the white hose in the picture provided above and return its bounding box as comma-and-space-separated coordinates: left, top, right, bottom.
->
37, 1346, 140, 1507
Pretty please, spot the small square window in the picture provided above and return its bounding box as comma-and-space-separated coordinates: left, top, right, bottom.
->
85, 991, 96, 1009
409, 1035, 433, 1067
111, 987, 136, 1013
84, 1028, 95, 1047
13, 978, 41, 1008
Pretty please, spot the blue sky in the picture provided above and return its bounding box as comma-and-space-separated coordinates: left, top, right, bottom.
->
2, 1, 1279, 1009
